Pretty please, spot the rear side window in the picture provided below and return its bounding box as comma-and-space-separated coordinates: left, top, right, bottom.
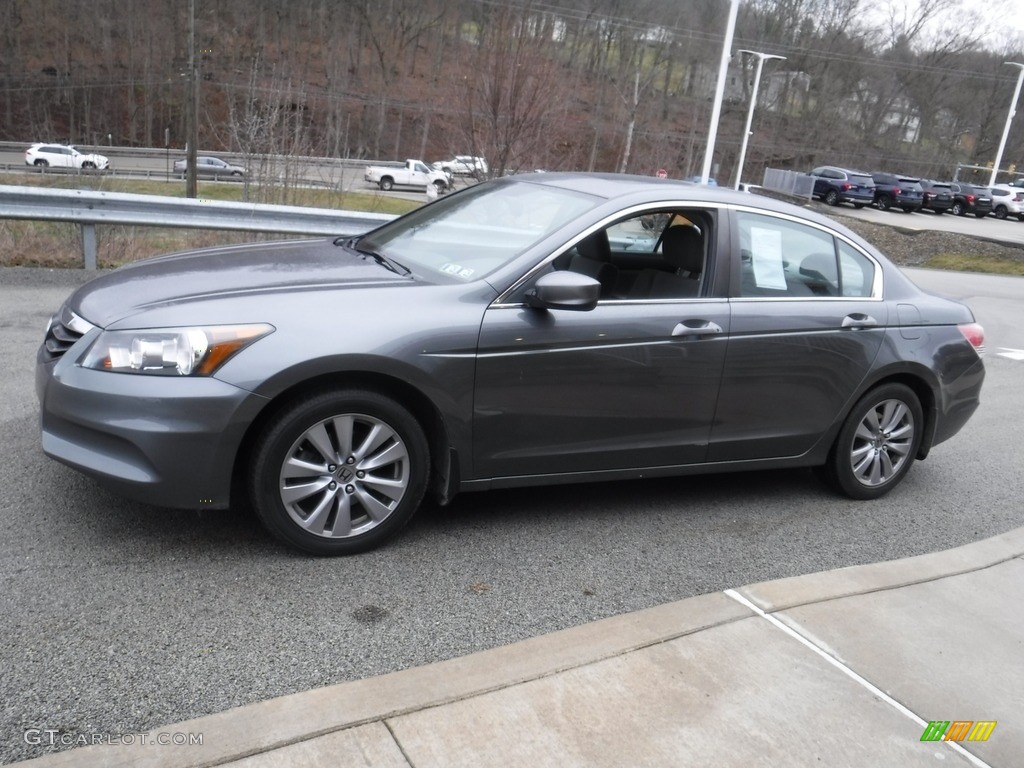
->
735, 212, 876, 299
850, 174, 874, 186
838, 242, 875, 297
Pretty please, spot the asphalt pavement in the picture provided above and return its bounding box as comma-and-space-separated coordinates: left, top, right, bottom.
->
1, 265, 1022, 765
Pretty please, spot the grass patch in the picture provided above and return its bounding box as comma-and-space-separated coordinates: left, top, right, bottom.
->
925, 253, 1024, 276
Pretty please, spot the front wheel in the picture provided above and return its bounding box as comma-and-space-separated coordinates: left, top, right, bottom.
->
433, 179, 447, 194
249, 389, 430, 555
821, 383, 923, 500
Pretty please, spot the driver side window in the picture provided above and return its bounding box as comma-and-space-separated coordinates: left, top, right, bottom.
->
554, 210, 711, 301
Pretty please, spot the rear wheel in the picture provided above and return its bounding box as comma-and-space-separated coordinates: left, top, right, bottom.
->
824, 189, 839, 206
951, 201, 964, 216
821, 383, 923, 500
34, 159, 48, 167
379, 177, 394, 191
877, 195, 891, 211
249, 389, 429, 555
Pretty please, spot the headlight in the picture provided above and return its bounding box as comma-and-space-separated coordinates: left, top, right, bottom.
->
81, 323, 274, 376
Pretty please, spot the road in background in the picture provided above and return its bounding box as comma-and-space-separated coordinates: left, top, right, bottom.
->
0, 265, 1021, 764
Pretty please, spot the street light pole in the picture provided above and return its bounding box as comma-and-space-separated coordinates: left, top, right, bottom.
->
734, 50, 785, 190
989, 61, 1024, 187
700, 0, 739, 185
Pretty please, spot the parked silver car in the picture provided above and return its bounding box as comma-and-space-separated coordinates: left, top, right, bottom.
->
37, 174, 985, 555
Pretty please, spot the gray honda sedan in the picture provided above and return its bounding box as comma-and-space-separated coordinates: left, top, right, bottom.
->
36, 174, 985, 555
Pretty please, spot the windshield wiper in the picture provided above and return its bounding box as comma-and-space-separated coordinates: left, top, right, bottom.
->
335, 236, 411, 277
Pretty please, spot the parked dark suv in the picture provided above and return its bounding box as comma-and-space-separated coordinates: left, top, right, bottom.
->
808, 166, 875, 208
918, 180, 954, 215
949, 183, 993, 218
870, 172, 924, 213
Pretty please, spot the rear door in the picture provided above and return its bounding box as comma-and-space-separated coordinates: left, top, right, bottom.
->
708, 209, 887, 461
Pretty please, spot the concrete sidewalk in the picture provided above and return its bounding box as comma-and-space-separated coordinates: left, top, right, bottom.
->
18, 527, 1024, 767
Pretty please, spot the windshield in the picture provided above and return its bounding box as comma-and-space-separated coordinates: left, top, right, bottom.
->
358, 179, 600, 282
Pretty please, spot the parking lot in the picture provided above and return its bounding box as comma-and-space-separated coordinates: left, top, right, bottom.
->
1, 264, 1023, 764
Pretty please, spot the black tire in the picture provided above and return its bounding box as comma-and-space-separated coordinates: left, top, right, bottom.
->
249, 389, 430, 555
824, 189, 839, 206
994, 205, 1008, 220
433, 179, 447, 194
951, 201, 964, 216
821, 383, 923, 500
81, 161, 96, 169
34, 159, 48, 167
232, 170, 242, 177
877, 195, 891, 211
379, 177, 394, 191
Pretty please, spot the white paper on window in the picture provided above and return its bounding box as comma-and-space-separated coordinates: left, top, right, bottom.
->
750, 226, 788, 290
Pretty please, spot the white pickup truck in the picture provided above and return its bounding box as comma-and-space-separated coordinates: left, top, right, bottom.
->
364, 159, 450, 193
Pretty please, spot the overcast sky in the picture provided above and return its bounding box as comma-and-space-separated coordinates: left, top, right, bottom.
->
873, 0, 1024, 51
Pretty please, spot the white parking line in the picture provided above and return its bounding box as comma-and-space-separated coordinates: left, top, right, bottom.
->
996, 347, 1024, 361
724, 589, 993, 768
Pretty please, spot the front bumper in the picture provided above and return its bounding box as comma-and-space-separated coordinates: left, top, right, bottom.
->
37, 348, 268, 510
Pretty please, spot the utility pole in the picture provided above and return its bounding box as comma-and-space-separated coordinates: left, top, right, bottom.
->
185, 0, 199, 198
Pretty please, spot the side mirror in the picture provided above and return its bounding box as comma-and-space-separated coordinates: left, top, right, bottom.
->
524, 271, 601, 311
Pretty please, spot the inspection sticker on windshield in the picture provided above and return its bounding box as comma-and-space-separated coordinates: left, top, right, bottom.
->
441, 263, 475, 280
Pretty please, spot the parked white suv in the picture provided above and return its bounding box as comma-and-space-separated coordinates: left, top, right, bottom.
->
25, 143, 109, 170
989, 184, 1024, 221
432, 155, 488, 176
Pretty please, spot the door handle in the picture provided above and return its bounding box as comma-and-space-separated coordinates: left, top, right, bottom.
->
672, 320, 723, 337
841, 313, 878, 329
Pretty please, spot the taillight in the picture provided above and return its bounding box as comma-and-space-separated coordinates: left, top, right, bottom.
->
966, 194, 975, 203
840, 183, 852, 191
958, 322, 985, 355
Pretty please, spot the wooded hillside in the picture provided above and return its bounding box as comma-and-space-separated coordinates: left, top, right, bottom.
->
2, 0, 1023, 183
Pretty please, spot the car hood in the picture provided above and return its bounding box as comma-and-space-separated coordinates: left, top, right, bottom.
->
70, 238, 411, 327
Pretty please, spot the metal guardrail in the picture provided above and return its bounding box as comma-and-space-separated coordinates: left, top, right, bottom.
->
0, 184, 397, 269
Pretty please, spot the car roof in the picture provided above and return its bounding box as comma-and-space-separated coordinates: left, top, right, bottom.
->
502, 171, 861, 229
